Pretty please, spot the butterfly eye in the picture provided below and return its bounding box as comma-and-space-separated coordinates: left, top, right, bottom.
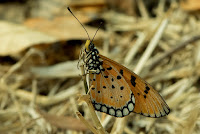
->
89, 43, 94, 50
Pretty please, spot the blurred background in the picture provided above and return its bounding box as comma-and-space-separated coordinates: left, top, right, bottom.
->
0, 0, 200, 133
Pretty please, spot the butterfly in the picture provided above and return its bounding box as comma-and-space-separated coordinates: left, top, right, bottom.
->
68, 7, 170, 118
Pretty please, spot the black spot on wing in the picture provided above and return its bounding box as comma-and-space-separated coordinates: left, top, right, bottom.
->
144, 85, 150, 94
104, 76, 108, 78
117, 75, 121, 79
107, 67, 112, 70
144, 95, 147, 99
112, 85, 115, 89
101, 68, 105, 71
120, 69, 123, 76
103, 86, 106, 89
131, 75, 136, 87
144, 90, 148, 94
120, 86, 124, 90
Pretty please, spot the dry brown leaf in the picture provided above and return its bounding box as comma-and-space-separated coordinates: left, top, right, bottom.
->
24, 16, 104, 41
180, 0, 200, 11
0, 21, 57, 56
37, 108, 88, 131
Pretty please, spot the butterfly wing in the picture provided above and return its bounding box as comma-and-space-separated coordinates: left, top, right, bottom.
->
89, 54, 170, 118
89, 62, 135, 117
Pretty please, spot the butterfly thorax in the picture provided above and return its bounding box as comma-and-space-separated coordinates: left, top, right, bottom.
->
82, 41, 103, 74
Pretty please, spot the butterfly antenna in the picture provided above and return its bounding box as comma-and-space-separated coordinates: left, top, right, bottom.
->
91, 22, 103, 43
67, 7, 91, 41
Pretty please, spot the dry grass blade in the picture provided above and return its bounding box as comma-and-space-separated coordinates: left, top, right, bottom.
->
14, 81, 81, 106
1, 1, 200, 134
31, 60, 79, 78
134, 17, 169, 74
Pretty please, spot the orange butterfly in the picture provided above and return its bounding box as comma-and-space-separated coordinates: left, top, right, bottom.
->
68, 7, 170, 118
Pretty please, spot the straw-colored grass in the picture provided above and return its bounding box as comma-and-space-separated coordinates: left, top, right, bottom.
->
0, 1, 200, 134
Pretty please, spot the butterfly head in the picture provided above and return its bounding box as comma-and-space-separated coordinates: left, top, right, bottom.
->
84, 40, 99, 55
85, 40, 95, 52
